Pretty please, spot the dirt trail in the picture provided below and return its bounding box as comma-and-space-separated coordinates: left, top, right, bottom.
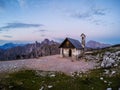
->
0, 55, 97, 74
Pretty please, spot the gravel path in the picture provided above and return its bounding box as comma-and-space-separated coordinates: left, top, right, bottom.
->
0, 55, 97, 74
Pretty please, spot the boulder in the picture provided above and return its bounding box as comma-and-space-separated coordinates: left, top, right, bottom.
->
101, 51, 119, 68
105, 52, 111, 56
110, 53, 116, 59
106, 88, 112, 90
115, 51, 120, 55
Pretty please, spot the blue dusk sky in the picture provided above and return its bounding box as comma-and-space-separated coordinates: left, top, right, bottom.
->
0, 0, 120, 45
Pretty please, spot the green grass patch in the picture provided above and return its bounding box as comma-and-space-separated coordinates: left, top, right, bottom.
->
0, 69, 120, 90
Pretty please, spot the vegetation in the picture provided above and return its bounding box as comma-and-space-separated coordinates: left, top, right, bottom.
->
0, 69, 120, 90
86, 44, 120, 58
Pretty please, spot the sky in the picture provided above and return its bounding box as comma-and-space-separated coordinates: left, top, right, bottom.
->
0, 0, 120, 45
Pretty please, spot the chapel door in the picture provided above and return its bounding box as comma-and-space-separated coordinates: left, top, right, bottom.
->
69, 49, 72, 57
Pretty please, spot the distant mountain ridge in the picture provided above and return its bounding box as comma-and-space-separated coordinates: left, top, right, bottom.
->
0, 43, 25, 49
0, 40, 111, 50
86, 40, 111, 49
0, 39, 112, 60
0, 39, 60, 60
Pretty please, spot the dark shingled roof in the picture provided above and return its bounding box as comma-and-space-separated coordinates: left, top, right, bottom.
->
59, 37, 83, 49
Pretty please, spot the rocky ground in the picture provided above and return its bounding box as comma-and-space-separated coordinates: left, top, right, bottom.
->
0, 55, 97, 75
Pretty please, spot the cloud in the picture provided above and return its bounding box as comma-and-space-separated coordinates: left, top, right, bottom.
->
17, 0, 26, 8
34, 29, 48, 33
72, 12, 91, 19
34, 29, 48, 37
37, 29, 47, 32
40, 34, 45, 37
0, 22, 43, 31
71, 7, 107, 26
73, 8, 106, 19
53, 37, 64, 42
92, 8, 106, 16
3, 35, 12, 38
0, 0, 27, 12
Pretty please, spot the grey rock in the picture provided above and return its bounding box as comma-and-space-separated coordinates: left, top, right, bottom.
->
101, 51, 120, 68
110, 53, 116, 59
39, 86, 44, 90
105, 52, 111, 56
111, 71, 116, 75
115, 51, 120, 55
106, 88, 112, 90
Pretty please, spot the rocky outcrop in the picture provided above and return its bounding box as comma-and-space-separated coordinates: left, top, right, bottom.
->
0, 39, 60, 60
101, 51, 120, 68
84, 52, 102, 61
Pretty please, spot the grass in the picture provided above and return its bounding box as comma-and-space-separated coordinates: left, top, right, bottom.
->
0, 69, 120, 90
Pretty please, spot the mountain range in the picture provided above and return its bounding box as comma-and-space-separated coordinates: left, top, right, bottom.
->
0, 40, 111, 50
0, 43, 25, 50
86, 40, 111, 49
0, 39, 111, 60
0, 39, 60, 60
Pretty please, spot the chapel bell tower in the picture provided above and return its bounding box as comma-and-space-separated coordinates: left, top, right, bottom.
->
81, 33, 86, 50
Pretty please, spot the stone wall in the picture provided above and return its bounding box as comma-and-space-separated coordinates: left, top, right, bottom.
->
60, 48, 81, 59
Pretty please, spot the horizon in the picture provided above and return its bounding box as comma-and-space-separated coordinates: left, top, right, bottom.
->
0, 38, 115, 46
0, 0, 120, 45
